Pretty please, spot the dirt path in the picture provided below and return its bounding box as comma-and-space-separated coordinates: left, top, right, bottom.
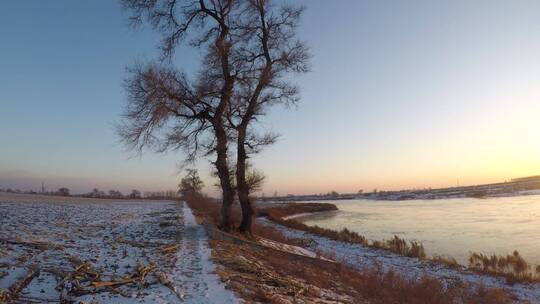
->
0, 196, 237, 303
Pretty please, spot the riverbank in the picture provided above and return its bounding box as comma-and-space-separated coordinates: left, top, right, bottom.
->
259, 201, 540, 302
284, 196, 540, 281
186, 195, 517, 303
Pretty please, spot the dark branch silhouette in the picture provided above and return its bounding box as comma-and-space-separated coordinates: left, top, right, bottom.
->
119, 0, 309, 233
120, 0, 238, 231
229, 0, 310, 233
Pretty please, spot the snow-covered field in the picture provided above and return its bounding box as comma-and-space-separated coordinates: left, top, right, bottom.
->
260, 218, 540, 303
0, 194, 237, 303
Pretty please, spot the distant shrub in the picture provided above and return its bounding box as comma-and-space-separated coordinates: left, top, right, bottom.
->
431, 255, 460, 269
370, 235, 426, 259
469, 250, 540, 283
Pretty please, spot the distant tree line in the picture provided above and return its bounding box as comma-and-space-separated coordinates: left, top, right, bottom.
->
0, 188, 36, 194
0, 187, 71, 197
0, 186, 178, 200
81, 188, 179, 199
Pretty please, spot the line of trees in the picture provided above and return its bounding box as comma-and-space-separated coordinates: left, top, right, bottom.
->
80, 188, 179, 199
0, 187, 71, 196
119, 0, 309, 233
84, 188, 181, 199
0, 186, 180, 200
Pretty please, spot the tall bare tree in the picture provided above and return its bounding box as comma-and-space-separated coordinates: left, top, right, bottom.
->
119, 0, 309, 233
229, 0, 310, 233
119, 0, 240, 231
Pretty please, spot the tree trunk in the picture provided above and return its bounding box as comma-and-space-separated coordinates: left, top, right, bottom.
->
237, 128, 254, 234
214, 124, 234, 232
213, 34, 235, 232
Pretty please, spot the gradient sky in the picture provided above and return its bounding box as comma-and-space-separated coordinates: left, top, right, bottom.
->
2, 1, 540, 195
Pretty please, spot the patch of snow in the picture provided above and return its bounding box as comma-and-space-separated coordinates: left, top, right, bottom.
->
257, 237, 332, 261
0, 199, 238, 303
281, 212, 314, 220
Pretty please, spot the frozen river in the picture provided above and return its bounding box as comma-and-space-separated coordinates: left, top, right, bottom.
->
295, 194, 540, 266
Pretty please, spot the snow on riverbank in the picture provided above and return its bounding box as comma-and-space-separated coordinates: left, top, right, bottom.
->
0, 196, 238, 303
259, 218, 540, 303
281, 212, 315, 220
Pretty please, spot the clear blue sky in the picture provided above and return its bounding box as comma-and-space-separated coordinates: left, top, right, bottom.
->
2, 1, 540, 195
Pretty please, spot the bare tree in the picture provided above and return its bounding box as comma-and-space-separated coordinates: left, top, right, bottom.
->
119, 0, 242, 231
178, 169, 204, 198
120, 0, 309, 233
228, 0, 310, 233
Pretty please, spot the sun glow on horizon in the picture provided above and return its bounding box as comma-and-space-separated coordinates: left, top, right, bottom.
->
257, 88, 540, 195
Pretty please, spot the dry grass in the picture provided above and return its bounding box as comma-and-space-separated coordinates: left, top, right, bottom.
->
210, 235, 514, 304
338, 264, 513, 304
371, 235, 427, 259
469, 250, 540, 283
431, 255, 461, 269
210, 239, 360, 303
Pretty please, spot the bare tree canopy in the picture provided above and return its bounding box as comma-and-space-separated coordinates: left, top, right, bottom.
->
119, 62, 213, 162
119, 0, 239, 231
119, 0, 309, 233
179, 168, 204, 198
227, 0, 310, 233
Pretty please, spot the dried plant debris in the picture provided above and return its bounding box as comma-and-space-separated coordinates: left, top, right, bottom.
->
0, 198, 237, 303
210, 239, 358, 304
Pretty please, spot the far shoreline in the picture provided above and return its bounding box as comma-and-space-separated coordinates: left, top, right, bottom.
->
263, 188, 540, 203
